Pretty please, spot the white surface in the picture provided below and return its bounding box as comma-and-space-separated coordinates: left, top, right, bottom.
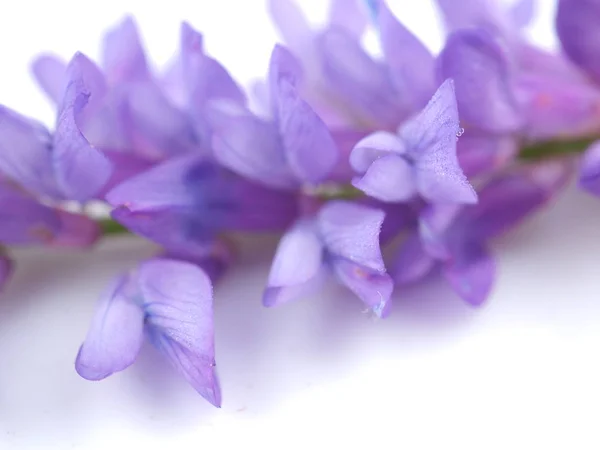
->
1, 1, 599, 449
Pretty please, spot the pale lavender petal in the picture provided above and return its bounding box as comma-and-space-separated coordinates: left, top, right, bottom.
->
277, 77, 339, 183
264, 219, 325, 307
268, 44, 303, 115
556, 0, 600, 82
509, 0, 535, 29
329, 0, 367, 37
76, 275, 145, 380
0, 181, 61, 245
401, 79, 477, 204
516, 73, 600, 139
0, 106, 60, 198
98, 150, 156, 198
331, 257, 393, 318
318, 28, 404, 128
211, 113, 297, 189
54, 53, 112, 201
370, 0, 435, 110
51, 211, 101, 248
392, 233, 437, 284
350, 131, 406, 173
419, 204, 462, 259
125, 81, 198, 157
463, 160, 572, 240
581, 141, 600, 196
352, 155, 416, 202
435, 0, 511, 36
102, 16, 149, 84
457, 133, 518, 177
438, 29, 523, 134
443, 242, 495, 306
31, 54, 67, 105
181, 22, 246, 110
106, 155, 202, 211
139, 259, 220, 406
267, 0, 313, 54
317, 201, 386, 272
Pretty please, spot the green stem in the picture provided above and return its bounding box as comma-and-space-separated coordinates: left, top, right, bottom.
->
519, 136, 596, 161
98, 218, 130, 236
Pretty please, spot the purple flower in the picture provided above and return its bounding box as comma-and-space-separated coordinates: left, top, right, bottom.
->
105, 155, 299, 258
436, 0, 600, 142
268, 0, 434, 130
211, 44, 339, 189
264, 200, 393, 317
394, 160, 572, 305
0, 53, 112, 202
76, 258, 221, 406
349, 79, 476, 204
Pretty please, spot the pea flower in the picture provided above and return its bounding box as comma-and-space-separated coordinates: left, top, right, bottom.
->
265, 201, 393, 317
394, 160, 572, 305
349, 79, 477, 204
76, 258, 221, 407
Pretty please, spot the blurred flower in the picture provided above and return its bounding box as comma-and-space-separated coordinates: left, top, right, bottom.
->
211, 44, 339, 188
105, 155, 299, 260
394, 160, 572, 305
76, 258, 221, 407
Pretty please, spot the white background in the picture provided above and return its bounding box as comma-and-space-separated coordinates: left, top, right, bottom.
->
1, 1, 600, 449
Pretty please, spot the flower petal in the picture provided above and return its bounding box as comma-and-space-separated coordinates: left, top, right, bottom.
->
139, 259, 220, 406
580, 141, 600, 196
352, 154, 416, 203
556, 0, 600, 82
53, 53, 112, 201
51, 211, 100, 248
318, 28, 404, 128
435, 0, 512, 37
463, 160, 572, 240
443, 241, 495, 306
509, 0, 535, 29
180, 22, 247, 110
516, 73, 600, 140
75, 275, 145, 380
268, 44, 303, 114
267, 0, 314, 56
349, 131, 406, 173
392, 233, 437, 284
419, 204, 462, 259
125, 81, 198, 158
331, 257, 393, 318
101, 16, 149, 84
264, 219, 324, 307
370, 0, 435, 110
401, 79, 477, 204
106, 155, 203, 211
0, 180, 61, 245
31, 54, 67, 105
329, 0, 367, 37
0, 106, 60, 198
457, 133, 518, 177
211, 113, 297, 189
438, 29, 523, 134
276, 77, 339, 183
317, 201, 386, 272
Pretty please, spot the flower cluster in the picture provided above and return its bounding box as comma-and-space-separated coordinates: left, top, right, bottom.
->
0, 0, 598, 407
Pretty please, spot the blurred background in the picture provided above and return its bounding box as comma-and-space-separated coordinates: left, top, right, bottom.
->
1, 1, 599, 449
